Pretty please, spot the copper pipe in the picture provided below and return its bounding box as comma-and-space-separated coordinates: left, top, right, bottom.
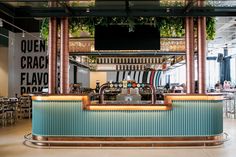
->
48, 17, 57, 94
48, 1, 57, 7
60, 17, 69, 94
99, 83, 109, 104
144, 84, 156, 104
185, 17, 195, 94
197, 17, 206, 94
197, 0, 205, 7
197, 0, 206, 94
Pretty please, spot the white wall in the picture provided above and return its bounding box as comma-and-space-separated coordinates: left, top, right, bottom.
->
107, 71, 116, 82
69, 64, 90, 87
206, 60, 220, 89
69, 63, 74, 85
0, 47, 8, 97
75, 66, 90, 88
230, 56, 236, 86
167, 64, 186, 85
90, 72, 107, 89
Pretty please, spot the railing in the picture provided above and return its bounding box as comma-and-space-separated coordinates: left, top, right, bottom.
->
23, 132, 229, 148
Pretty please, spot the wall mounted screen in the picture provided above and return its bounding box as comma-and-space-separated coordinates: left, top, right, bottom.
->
95, 25, 160, 50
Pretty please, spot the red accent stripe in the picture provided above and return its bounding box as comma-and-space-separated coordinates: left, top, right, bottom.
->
150, 70, 155, 85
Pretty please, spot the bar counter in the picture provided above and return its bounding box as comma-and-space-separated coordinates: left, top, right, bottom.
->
31, 94, 224, 146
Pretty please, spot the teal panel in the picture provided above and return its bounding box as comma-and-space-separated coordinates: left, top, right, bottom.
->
32, 100, 223, 137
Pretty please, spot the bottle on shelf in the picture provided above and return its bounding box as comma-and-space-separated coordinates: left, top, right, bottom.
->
95, 80, 100, 93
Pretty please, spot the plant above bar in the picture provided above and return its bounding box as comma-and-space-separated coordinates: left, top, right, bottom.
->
40, 16, 216, 41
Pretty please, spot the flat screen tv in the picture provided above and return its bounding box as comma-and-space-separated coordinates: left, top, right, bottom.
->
95, 25, 160, 50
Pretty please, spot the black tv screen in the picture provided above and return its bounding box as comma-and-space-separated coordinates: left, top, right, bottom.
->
95, 25, 160, 50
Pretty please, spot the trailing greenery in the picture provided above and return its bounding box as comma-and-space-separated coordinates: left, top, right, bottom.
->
40, 18, 49, 40
159, 17, 184, 37
40, 16, 216, 41
206, 17, 216, 40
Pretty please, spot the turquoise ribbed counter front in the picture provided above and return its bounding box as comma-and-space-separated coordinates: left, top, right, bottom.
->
32, 100, 223, 137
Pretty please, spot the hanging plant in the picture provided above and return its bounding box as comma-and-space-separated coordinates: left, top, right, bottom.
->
206, 17, 216, 40
159, 17, 185, 37
40, 16, 216, 40
40, 18, 49, 40
88, 56, 97, 64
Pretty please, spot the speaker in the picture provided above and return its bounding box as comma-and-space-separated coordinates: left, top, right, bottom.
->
217, 53, 224, 62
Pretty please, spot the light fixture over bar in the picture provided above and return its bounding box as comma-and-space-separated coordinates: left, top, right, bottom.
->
84, 105, 172, 111
0, 18, 41, 40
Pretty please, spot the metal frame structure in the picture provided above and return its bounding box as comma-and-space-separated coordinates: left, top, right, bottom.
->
1, 1, 236, 18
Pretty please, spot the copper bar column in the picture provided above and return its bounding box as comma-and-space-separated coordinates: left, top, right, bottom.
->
197, 1, 207, 94
60, 17, 69, 94
48, 17, 57, 94
185, 17, 195, 94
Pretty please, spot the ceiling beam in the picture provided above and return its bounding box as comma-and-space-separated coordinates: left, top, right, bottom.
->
57, 1, 74, 16
184, 0, 197, 13
125, 0, 130, 16
217, 18, 236, 32
0, 0, 56, 2
12, 7, 236, 18
0, 3, 15, 18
